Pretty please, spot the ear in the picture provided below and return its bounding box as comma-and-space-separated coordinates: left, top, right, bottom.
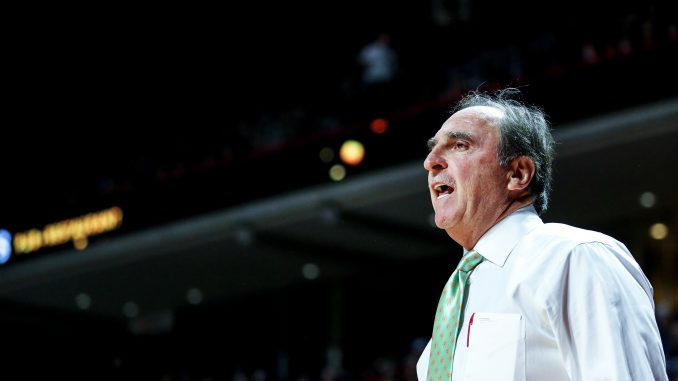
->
507, 156, 535, 192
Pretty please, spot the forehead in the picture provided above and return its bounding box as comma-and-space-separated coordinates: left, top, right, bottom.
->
436, 106, 503, 138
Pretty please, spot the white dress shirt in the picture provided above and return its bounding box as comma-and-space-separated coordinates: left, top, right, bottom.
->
417, 205, 668, 381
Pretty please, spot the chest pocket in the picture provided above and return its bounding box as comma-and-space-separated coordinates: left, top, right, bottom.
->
463, 313, 525, 381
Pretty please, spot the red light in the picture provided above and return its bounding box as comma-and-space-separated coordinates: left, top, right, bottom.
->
370, 118, 388, 134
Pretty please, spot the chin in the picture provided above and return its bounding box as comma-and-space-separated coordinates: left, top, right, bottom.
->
434, 212, 462, 231
434, 215, 450, 229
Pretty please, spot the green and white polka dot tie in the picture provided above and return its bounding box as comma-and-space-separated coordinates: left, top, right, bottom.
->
427, 250, 484, 381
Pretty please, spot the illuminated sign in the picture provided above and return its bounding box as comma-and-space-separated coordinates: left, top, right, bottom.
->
0, 230, 11, 264
13, 206, 123, 254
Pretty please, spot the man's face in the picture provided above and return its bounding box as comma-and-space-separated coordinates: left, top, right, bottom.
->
424, 106, 510, 244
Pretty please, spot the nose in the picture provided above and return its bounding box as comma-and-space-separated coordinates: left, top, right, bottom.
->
424, 150, 447, 172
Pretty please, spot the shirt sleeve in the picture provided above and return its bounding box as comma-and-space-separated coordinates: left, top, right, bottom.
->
547, 241, 668, 380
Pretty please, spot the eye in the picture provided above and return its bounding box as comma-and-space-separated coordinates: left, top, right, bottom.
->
453, 141, 469, 150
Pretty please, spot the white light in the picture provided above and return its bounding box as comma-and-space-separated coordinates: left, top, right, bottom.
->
75, 293, 92, 310
329, 164, 346, 181
339, 140, 365, 166
302, 263, 320, 280
639, 192, 656, 208
649, 223, 669, 240
123, 301, 139, 318
186, 288, 204, 305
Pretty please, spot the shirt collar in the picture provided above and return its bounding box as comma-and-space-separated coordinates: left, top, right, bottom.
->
467, 204, 543, 267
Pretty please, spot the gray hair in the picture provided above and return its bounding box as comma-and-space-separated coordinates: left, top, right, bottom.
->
453, 88, 556, 214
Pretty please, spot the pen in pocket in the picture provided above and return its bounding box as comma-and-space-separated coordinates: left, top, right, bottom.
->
467, 312, 475, 347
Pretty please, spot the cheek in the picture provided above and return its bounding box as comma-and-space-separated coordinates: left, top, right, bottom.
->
462, 165, 502, 200
475, 171, 507, 200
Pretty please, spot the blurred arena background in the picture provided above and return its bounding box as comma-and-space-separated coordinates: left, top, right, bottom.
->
2, 1, 677, 379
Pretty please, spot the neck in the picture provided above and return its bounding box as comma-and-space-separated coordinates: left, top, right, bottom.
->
449, 198, 533, 251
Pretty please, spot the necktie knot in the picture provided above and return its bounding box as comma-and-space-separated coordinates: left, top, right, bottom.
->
457, 250, 484, 273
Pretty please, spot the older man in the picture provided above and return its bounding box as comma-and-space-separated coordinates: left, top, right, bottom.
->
418, 89, 668, 380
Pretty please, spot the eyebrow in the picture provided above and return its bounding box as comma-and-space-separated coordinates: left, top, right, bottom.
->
427, 131, 474, 151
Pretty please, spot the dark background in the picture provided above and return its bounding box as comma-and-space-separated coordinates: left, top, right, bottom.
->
1, 1, 677, 379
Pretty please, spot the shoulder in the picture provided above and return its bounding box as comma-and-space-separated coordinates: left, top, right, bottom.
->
534, 223, 639, 272
531, 222, 627, 253
516, 222, 637, 277
523, 223, 653, 299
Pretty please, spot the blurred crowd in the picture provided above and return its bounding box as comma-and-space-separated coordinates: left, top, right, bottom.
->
222, 3, 676, 161
105, 2, 677, 198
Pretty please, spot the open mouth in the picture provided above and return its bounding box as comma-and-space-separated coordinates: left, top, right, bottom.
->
433, 183, 453, 199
